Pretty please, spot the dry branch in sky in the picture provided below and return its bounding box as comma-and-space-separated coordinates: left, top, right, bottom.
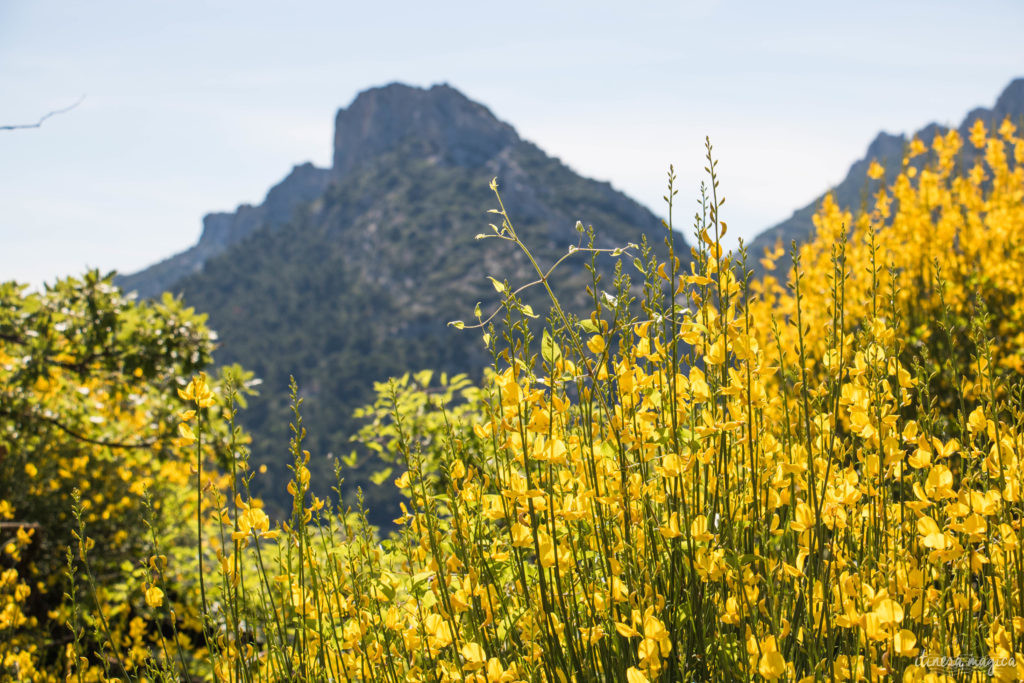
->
0, 95, 85, 131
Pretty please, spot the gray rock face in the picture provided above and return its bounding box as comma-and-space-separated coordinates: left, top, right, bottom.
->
748, 77, 1024, 274
993, 78, 1024, 119
201, 163, 331, 250
332, 83, 521, 178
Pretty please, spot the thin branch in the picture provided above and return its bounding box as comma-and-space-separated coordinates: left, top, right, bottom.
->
0, 95, 85, 131
1, 329, 126, 375
36, 412, 160, 450
454, 242, 635, 331
0, 405, 160, 450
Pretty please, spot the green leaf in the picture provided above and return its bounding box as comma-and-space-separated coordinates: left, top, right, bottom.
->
541, 329, 562, 366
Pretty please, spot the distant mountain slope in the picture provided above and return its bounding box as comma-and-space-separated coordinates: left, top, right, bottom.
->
748, 77, 1024, 272
119, 83, 680, 523
117, 163, 332, 298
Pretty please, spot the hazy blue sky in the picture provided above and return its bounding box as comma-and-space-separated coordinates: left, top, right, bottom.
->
2, 1, 1022, 287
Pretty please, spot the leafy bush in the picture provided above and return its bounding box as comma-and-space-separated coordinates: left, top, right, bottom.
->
0, 274, 245, 681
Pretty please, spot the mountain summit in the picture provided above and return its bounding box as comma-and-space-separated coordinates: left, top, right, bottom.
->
117, 83, 677, 522
118, 83, 659, 298
332, 83, 520, 176
748, 77, 1024, 270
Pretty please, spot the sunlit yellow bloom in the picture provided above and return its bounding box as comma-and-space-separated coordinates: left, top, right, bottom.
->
757, 637, 787, 681
626, 667, 649, 683
144, 585, 164, 608
970, 118, 988, 148
178, 372, 216, 407
790, 502, 814, 533
177, 422, 197, 444
460, 642, 486, 671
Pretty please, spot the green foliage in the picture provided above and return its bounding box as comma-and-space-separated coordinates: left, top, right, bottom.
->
351, 370, 486, 506
0, 271, 244, 679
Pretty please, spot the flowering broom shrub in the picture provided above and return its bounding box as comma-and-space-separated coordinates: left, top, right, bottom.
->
61, 118, 1024, 681
0, 274, 248, 681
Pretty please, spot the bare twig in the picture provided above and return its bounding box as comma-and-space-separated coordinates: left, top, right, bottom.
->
0, 406, 160, 450
35, 412, 159, 449
1, 95, 85, 131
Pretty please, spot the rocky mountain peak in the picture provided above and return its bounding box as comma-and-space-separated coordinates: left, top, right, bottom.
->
117, 82, 660, 309
960, 79, 1024, 133
331, 83, 520, 177
199, 162, 330, 249
992, 78, 1024, 121
864, 130, 906, 163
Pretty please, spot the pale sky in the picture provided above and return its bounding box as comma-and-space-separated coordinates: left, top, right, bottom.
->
2, 1, 1022, 288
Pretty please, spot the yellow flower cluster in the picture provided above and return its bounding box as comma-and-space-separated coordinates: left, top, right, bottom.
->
0, 275, 236, 681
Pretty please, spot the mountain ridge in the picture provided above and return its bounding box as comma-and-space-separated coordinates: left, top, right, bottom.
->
117, 82, 660, 298
116, 162, 332, 298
